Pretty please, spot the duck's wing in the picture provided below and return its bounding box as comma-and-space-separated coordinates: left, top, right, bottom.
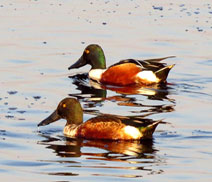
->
143, 56, 175, 62
89, 114, 160, 128
139, 56, 175, 71
110, 56, 175, 72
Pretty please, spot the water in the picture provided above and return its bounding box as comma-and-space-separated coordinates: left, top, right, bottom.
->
0, 0, 212, 181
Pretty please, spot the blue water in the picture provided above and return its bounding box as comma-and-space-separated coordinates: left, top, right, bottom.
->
0, 0, 212, 181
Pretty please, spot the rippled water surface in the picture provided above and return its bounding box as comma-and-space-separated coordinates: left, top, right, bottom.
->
0, 0, 212, 181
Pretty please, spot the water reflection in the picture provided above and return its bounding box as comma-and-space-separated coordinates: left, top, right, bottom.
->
39, 135, 156, 157
38, 133, 164, 177
69, 73, 107, 100
90, 79, 174, 101
69, 73, 174, 101
69, 73, 175, 114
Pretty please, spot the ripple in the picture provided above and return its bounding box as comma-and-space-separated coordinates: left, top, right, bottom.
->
8, 107, 17, 110
197, 59, 212, 66
46, 172, 78, 176
152, 6, 163, 11
2, 160, 50, 167
17, 110, 26, 114
185, 135, 212, 139
173, 82, 212, 97
5, 115, 14, 119
158, 131, 181, 138
33, 96, 41, 100
7, 60, 32, 64
7, 91, 18, 95
0, 141, 26, 149
193, 130, 212, 135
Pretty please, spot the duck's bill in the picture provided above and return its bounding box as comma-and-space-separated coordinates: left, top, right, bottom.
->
38, 110, 61, 127
68, 56, 86, 70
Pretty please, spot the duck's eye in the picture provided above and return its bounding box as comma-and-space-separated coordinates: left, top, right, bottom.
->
85, 49, 90, 54
62, 103, 66, 108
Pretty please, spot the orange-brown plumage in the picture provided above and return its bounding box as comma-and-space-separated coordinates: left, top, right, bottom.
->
77, 116, 136, 140
100, 63, 141, 86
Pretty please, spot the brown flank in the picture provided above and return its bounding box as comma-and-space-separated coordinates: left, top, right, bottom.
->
100, 63, 141, 86
76, 116, 139, 140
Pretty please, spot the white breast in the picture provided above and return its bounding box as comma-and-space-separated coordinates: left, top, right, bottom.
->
88, 69, 106, 82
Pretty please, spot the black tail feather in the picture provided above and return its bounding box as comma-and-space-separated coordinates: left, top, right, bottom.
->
143, 56, 176, 63
139, 120, 161, 139
155, 64, 175, 82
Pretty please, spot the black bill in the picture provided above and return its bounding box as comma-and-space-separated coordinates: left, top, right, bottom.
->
38, 110, 61, 127
68, 56, 87, 70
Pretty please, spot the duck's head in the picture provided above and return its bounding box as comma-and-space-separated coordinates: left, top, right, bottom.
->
68, 44, 106, 70
38, 98, 83, 127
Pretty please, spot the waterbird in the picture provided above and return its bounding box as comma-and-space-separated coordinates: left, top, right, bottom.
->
38, 98, 161, 140
68, 44, 175, 86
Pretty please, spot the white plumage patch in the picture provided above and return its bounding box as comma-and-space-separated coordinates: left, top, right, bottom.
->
89, 69, 106, 82
136, 71, 159, 83
63, 125, 78, 137
123, 126, 142, 139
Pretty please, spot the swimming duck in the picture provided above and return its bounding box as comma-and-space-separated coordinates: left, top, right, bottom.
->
68, 44, 175, 86
38, 98, 161, 140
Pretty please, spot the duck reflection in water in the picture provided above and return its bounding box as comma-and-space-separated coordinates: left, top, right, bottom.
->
68, 73, 175, 119
68, 73, 175, 103
38, 133, 164, 177
69, 73, 107, 101
38, 131, 165, 176
38, 132, 156, 158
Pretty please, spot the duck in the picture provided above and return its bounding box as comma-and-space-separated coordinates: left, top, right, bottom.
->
38, 98, 161, 140
68, 44, 175, 86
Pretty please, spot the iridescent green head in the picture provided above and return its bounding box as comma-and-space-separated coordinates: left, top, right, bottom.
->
68, 44, 106, 70
38, 98, 83, 127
